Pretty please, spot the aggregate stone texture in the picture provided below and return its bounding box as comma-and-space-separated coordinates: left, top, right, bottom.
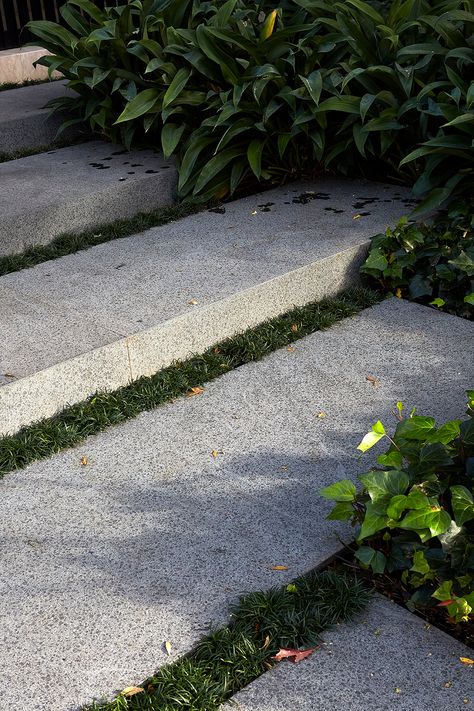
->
0, 299, 473, 711
0, 178, 413, 434
223, 596, 474, 711
0, 80, 81, 152
0, 140, 177, 256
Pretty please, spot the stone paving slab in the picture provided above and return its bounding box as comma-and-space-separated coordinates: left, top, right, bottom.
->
223, 596, 474, 711
0, 178, 413, 434
0, 80, 81, 152
0, 299, 472, 711
0, 140, 176, 256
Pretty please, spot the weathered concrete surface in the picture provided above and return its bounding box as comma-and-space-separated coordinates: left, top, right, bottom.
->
0, 47, 60, 84
0, 299, 472, 710
0, 140, 176, 256
224, 596, 474, 711
0, 80, 80, 152
0, 179, 413, 434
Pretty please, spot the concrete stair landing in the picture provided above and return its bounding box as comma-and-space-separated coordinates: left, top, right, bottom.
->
0, 179, 415, 435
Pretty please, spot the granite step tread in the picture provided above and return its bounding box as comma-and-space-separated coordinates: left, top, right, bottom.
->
0, 79, 81, 152
223, 595, 474, 711
0, 140, 177, 257
1, 298, 472, 710
0, 178, 413, 434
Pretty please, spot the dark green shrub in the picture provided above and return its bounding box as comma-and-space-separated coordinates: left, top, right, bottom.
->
362, 199, 474, 319
28, 0, 474, 204
321, 393, 474, 623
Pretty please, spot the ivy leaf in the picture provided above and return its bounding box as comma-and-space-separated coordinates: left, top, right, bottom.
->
327, 501, 354, 520
396, 416, 436, 441
357, 421, 386, 452
355, 545, 387, 573
451, 485, 474, 526
411, 550, 430, 575
399, 507, 451, 539
359, 469, 409, 503
387, 494, 408, 520
358, 501, 388, 540
320, 480, 356, 502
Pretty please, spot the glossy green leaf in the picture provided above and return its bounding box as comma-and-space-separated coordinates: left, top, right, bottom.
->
320, 480, 357, 502
114, 89, 160, 124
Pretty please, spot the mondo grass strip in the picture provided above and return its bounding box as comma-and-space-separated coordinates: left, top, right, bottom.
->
0, 287, 381, 479
86, 569, 371, 711
0, 200, 206, 277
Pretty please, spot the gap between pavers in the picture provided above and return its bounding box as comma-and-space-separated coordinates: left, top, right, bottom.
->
0, 140, 177, 257
0, 178, 414, 435
0, 79, 79, 152
0, 299, 472, 711
223, 595, 474, 711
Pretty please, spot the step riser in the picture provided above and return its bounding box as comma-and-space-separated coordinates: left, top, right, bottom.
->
0, 141, 177, 256
0, 244, 367, 436
0, 47, 59, 84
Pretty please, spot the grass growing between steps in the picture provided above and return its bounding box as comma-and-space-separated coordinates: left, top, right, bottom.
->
0, 288, 381, 478
0, 135, 89, 165
86, 570, 371, 711
0, 200, 205, 277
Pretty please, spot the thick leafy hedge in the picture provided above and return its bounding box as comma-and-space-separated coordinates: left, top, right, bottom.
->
28, 0, 474, 204
321, 393, 474, 624
362, 199, 474, 319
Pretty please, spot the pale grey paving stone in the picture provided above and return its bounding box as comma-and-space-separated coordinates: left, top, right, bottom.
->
0, 80, 82, 152
223, 596, 474, 711
0, 141, 176, 255
0, 299, 472, 711
0, 178, 413, 433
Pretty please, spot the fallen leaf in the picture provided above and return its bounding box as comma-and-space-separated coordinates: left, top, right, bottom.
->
395, 288, 402, 298
147, 684, 156, 694
353, 213, 362, 220
366, 374, 380, 387
213, 347, 221, 354
165, 640, 172, 656
286, 583, 298, 593
394, 688, 401, 694
186, 386, 204, 397
188, 298, 198, 305
290, 324, 298, 333
280, 466, 288, 472
3, 372, 15, 378
464, 699, 469, 705
272, 647, 318, 663
251, 210, 258, 215
80, 456, 88, 466
316, 411, 327, 418
121, 687, 144, 697
271, 565, 289, 571
263, 635, 271, 649
374, 628, 382, 636
444, 681, 453, 688
211, 450, 219, 458
287, 346, 295, 352
460, 657, 474, 665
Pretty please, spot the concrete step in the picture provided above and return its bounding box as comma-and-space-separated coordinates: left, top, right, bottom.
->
0, 47, 59, 85
224, 595, 473, 711
0, 140, 177, 257
0, 178, 414, 435
0, 80, 80, 153
0, 299, 472, 710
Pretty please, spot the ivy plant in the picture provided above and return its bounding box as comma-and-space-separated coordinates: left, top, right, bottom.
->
321, 392, 474, 623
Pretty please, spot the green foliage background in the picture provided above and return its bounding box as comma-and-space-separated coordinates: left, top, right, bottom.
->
28, 0, 474, 206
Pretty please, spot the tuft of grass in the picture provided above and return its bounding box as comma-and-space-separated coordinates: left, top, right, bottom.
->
0, 77, 61, 92
85, 569, 371, 710
0, 288, 381, 479
0, 200, 205, 277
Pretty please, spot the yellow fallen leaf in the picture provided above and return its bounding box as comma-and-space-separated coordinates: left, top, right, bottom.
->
395, 287, 402, 298
251, 210, 258, 215
394, 688, 401, 694
121, 687, 144, 697
80, 456, 88, 466
353, 213, 362, 220
460, 657, 474, 665
165, 640, 172, 656
263, 635, 271, 649
271, 565, 289, 571
211, 450, 219, 458
316, 411, 327, 418
188, 298, 198, 305
186, 386, 204, 397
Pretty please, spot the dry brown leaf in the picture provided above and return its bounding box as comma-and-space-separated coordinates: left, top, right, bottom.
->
165, 640, 172, 656
80, 456, 88, 466
366, 374, 380, 387
147, 684, 156, 694
316, 411, 327, 418
290, 324, 298, 333
272, 647, 318, 663
188, 298, 198, 305
271, 565, 289, 571
263, 635, 271, 649
287, 346, 295, 352
444, 681, 453, 689
460, 657, 474, 665
186, 386, 204, 398
121, 687, 144, 697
